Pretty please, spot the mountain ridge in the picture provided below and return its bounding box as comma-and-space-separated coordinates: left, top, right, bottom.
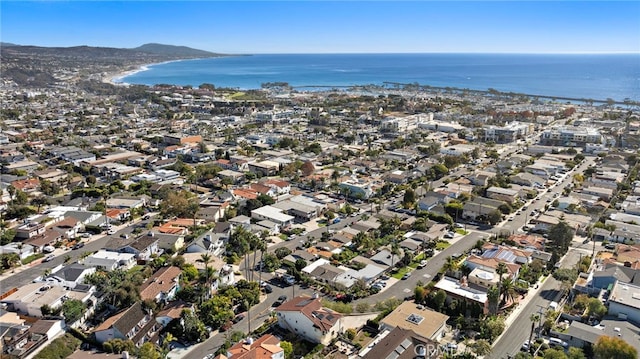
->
0, 43, 234, 88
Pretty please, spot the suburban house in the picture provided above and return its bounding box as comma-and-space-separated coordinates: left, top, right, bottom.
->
485, 186, 520, 203
0, 283, 92, 318
93, 302, 160, 347
275, 295, 343, 345
83, 250, 137, 271
139, 266, 181, 303
359, 327, 442, 359
220, 334, 285, 359
155, 301, 192, 328
251, 206, 294, 227
378, 301, 449, 341
106, 233, 160, 260
607, 280, 640, 324
185, 231, 227, 257
42, 263, 96, 289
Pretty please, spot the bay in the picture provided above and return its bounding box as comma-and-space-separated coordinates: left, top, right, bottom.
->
117, 53, 640, 101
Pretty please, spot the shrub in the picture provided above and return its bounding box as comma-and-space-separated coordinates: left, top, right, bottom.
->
34, 333, 80, 359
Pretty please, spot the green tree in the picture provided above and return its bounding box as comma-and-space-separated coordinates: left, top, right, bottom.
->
487, 285, 500, 315
567, 347, 586, 359
62, 299, 86, 323
586, 298, 607, 319
200, 296, 234, 329
594, 335, 638, 359
431, 289, 447, 312
487, 209, 503, 225
544, 348, 568, 359
281, 341, 294, 359
548, 221, 575, 255
402, 188, 416, 208
159, 190, 200, 219
138, 342, 161, 359
471, 339, 492, 357
480, 316, 505, 342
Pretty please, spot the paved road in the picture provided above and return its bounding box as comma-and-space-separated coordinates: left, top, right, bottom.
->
0, 216, 155, 292
488, 157, 598, 358
488, 245, 585, 359
494, 156, 595, 236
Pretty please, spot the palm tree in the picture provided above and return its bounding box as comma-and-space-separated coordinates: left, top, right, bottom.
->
495, 262, 508, 306
529, 313, 540, 348
197, 253, 212, 300
255, 231, 269, 283
443, 256, 460, 277
500, 277, 517, 305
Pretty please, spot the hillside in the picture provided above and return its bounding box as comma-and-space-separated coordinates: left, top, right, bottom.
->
133, 43, 225, 57
0, 43, 228, 88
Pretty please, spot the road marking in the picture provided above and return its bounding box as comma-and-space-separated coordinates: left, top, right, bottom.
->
403, 288, 412, 293
423, 273, 431, 278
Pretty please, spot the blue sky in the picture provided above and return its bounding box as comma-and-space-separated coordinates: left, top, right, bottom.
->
2, 1, 639, 54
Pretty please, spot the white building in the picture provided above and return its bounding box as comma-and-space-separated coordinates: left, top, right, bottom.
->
607, 281, 640, 324
83, 250, 137, 271
275, 295, 343, 345
251, 205, 294, 227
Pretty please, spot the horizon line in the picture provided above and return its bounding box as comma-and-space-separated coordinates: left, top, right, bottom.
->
242, 51, 640, 55
1, 42, 639, 56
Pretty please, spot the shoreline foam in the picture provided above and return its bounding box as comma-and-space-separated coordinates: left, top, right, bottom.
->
105, 58, 192, 86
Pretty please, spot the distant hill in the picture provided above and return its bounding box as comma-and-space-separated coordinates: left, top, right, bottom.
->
0, 43, 230, 88
133, 43, 225, 57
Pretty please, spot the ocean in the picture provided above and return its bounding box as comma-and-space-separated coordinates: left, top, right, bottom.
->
116, 53, 640, 101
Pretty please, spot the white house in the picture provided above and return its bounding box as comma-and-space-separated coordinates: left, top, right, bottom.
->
251, 206, 294, 227
607, 281, 640, 324
275, 295, 343, 345
0, 243, 35, 260
42, 263, 96, 289
83, 250, 137, 271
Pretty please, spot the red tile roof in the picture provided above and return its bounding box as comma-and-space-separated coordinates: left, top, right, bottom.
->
233, 189, 258, 200
227, 334, 282, 359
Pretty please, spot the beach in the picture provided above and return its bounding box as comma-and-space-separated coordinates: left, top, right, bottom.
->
103, 59, 188, 85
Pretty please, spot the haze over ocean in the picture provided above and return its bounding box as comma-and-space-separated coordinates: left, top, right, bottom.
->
117, 53, 640, 102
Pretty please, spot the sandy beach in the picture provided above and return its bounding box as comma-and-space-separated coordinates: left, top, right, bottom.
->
103, 59, 190, 85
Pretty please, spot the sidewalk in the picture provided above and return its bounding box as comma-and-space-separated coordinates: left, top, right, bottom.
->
492, 276, 546, 345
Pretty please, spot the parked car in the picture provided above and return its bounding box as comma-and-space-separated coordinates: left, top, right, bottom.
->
417, 260, 428, 269
401, 272, 412, 280
107, 229, 116, 235
72, 242, 85, 250
263, 285, 273, 294
273, 295, 287, 307
444, 232, 455, 239
43, 246, 55, 253
521, 340, 530, 351
232, 314, 245, 324
43, 254, 56, 262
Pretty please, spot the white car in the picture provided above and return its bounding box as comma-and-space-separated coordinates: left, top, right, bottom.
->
417, 260, 428, 269
107, 229, 116, 235
43, 254, 56, 262
521, 340, 530, 351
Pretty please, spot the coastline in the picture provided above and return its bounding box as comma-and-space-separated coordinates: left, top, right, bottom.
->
103, 58, 195, 86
